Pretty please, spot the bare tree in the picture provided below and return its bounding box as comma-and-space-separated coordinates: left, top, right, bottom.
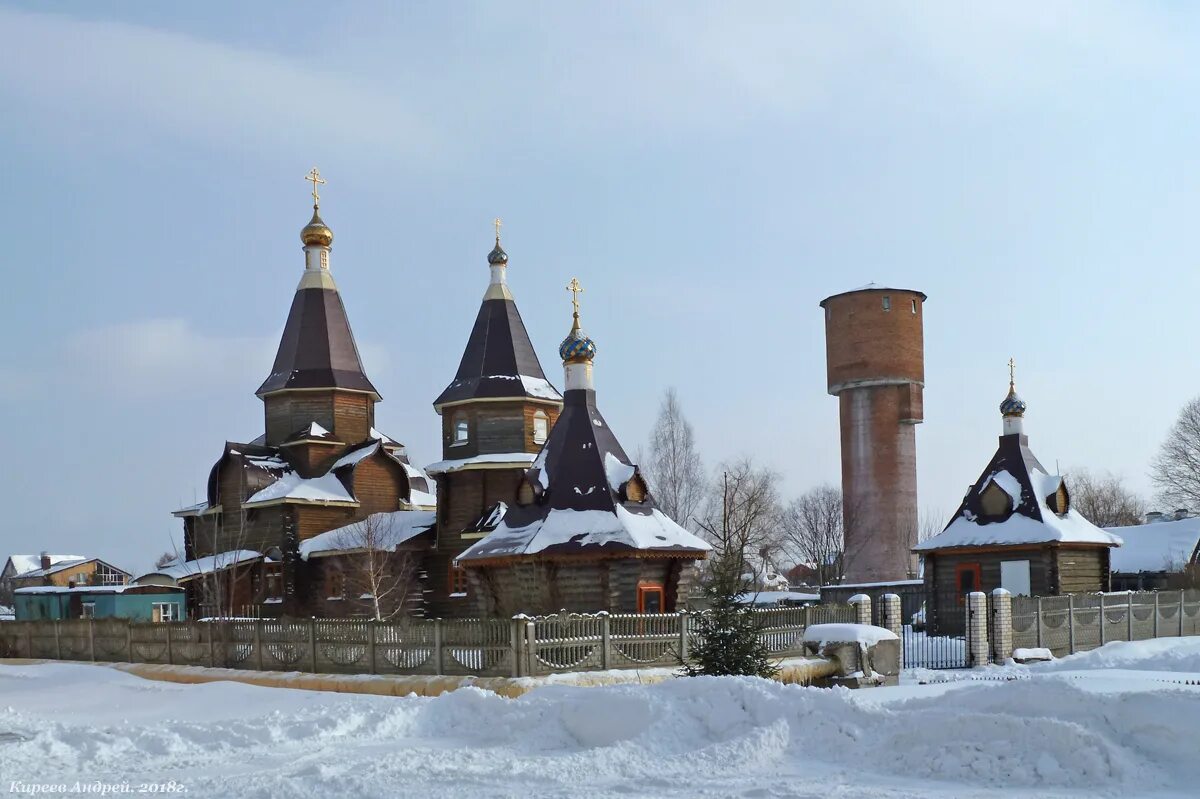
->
1068, 467, 1146, 528
695, 458, 782, 593
155, 551, 178, 570
646, 388, 706, 529
330, 513, 420, 621
780, 485, 846, 588
1152, 397, 1200, 510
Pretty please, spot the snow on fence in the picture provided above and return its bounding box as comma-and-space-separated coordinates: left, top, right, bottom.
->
1010, 589, 1200, 658
0, 604, 857, 678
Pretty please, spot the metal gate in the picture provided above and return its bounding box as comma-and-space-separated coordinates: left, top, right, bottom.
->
902, 591, 968, 669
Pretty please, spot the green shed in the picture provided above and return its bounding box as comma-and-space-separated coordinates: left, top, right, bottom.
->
13, 585, 186, 622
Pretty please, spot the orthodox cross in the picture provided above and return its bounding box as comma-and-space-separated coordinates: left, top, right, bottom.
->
1008, 357, 1016, 386
305, 167, 326, 206
566, 277, 584, 315
494, 217, 503, 241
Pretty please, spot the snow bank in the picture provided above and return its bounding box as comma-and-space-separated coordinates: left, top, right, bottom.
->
4, 650, 1200, 797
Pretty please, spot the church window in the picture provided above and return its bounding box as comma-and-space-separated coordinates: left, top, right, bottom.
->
448, 563, 469, 596
533, 411, 549, 444
320, 250, 328, 269
637, 583, 665, 614
911, 298, 918, 314
452, 414, 469, 445
882, 296, 891, 311
326, 571, 345, 600
979, 481, 1011, 518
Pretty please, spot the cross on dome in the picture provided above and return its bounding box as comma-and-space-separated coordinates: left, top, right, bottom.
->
305, 167, 326, 207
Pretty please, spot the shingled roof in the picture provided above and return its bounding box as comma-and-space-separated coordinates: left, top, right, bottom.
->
256, 281, 378, 398
433, 238, 560, 408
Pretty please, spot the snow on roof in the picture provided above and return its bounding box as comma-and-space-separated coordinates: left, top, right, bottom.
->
425, 452, 537, 476
1107, 517, 1200, 573
917, 465, 1122, 552
457, 505, 711, 561
146, 550, 264, 582
739, 591, 821, 605
18, 557, 96, 578
821, 579, 924, 590
6, 555, 86, 577
15, 584, 179, 595
244, 470, 355, 506
299, 511, 436, 560
604, 452, 635, 493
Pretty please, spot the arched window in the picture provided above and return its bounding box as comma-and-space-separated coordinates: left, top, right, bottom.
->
452, 413, 469, 445
533, 410, 549, 444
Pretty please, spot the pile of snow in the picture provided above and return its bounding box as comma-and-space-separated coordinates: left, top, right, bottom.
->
4, 652, 1200, 798
1032, 636, 1200, 674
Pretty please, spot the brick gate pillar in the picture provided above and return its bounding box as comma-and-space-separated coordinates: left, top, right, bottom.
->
989, 588, 1013, 663
849, 594, 872, 626
966, 591, 989, 667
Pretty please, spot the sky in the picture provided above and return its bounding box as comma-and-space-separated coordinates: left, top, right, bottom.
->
3, 1, 1200, 575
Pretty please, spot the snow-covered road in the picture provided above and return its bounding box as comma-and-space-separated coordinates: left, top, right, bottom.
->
3, 638, 1200, 798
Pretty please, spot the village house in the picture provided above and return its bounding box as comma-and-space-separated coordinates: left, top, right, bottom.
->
3, 554, 130, 599
914, 368, 1122, 635
13, 584, 185, 622
1108, 510, 1200, 591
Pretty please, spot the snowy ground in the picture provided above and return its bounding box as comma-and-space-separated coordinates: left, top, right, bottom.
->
4, 639, 1200, 799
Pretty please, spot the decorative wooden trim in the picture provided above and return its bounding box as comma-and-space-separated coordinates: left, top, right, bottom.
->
459, 549, 708, 569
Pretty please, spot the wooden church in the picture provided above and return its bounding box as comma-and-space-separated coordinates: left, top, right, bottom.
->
171, 171, 435, 619
914, 367, 1122, 635
169, 174, 706, 619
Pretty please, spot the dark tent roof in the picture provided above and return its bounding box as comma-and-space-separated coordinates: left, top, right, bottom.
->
257, 286, 379, 398
434, 296, 560, 408
458, 388, 709, 560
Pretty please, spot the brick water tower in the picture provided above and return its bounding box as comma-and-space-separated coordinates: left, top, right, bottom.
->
819, 286, 926, 583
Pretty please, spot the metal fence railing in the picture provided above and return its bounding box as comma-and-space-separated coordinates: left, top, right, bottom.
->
0, 604, 857, 679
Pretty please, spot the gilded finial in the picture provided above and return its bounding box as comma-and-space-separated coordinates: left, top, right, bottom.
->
559, 276, 596, 364
305, 167, 326, 207
566, 277, 584, 327
1000, 357, 1027, 418
494, 217, 502, 243
1008, 357, 1016, 388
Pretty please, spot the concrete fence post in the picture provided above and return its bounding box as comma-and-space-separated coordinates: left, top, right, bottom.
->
1099, 593, 1106, 647
254, 620, 264, 671
525, 619, 536, 677
208, 622, 216, 668
849, 594, 872, 626
1181, 590, 1187, 637
126, 621, 133, 662
599, 612, 611, 670
990, 588, 1013, 663
1127, 593, 1134, 641
510, 616, 525, 678
88, 619, 96, 662
1153, 591, 1160, 639
308, 618, 318, 674
966, 592, 988, 666
678, 611, 689, 663
25, 623, 34, 659
433, 618, 444, 676
52, 620, 61, 660
1068, 594, 1076, 654
165, 623, 173, 665
1035, 597, 1043, 649
367, 622, 377, 675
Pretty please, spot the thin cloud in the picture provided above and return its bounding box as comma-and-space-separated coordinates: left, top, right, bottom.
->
0, 8, 439, 164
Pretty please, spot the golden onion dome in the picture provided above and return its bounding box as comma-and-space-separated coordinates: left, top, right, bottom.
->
300, 206, 333, 247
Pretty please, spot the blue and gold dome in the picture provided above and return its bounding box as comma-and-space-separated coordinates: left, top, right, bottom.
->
560, 325, 596, 364
1000, 384, 1026, 417
487, 241, 508, 265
